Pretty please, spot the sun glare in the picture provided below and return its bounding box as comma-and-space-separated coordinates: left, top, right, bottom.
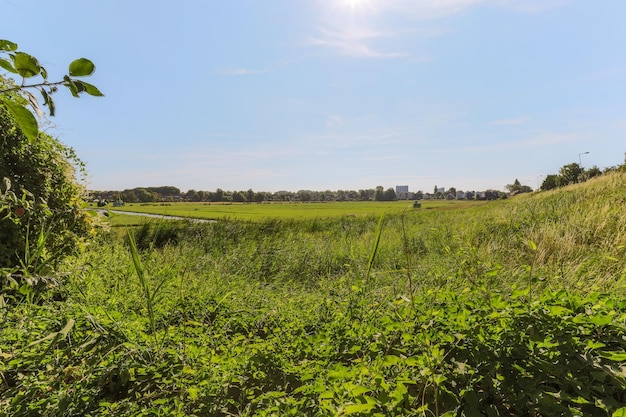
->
340, 0, 372, 12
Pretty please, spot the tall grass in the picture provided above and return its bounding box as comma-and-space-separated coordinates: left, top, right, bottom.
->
2, 171, 626, 416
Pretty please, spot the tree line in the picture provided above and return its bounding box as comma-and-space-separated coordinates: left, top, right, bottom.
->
91, 185, 511, 204
539, 161, 624, 191
91, 186, 403, 204
93, 158, 626, 206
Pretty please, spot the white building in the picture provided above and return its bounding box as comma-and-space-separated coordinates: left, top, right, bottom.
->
395, 185, 411, 200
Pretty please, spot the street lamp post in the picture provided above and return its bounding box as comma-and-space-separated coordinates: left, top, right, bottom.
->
579, 151, 589, 166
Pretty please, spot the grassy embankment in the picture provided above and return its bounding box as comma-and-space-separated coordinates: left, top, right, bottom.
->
1, 172, 626, 416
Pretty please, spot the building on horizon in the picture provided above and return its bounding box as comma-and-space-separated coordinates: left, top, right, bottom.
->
395, 185, 412, 200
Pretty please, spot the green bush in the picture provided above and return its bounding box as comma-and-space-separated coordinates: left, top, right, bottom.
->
0, 100, 94, 272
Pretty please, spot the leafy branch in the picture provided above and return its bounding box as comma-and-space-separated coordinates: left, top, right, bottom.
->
0, 39, 103, 142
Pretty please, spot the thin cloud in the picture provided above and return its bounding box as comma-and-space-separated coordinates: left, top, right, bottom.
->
312, 0, 570, 57
498, 0, 572, 14
434, 132, 589, 153
309, 26, 407, 58
350, 0, 566, 19
325, 114, 346, 128
489, 116, 530, 126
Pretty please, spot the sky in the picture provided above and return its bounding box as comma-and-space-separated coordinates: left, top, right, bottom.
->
3, 0, 626, 193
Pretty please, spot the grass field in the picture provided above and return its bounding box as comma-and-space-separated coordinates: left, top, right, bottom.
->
99, 199, 482, 221
3, 172, 626, 416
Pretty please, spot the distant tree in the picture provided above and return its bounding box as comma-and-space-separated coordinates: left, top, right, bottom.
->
122, 190, 138, 203
185, 190, 199, 202
383, 188, 397, 201
212, 188, 224, 202
255, 192, 266, 203
506, 179, 522, 193
146, 186, 180, 197
246, 189, 255, 202
506, 179, 532, 194
586, 165, 602, 179
540, 174, 561, 191
297, 190, 312, 202
232, 191, 245, 202
135, 188, 155, 203
520, 185, 533, 193
485, 190, 499, 200
359, 189, 374, 201
559, 163, 584, 185
374, 186, 384, 201
414, 190, 423, 200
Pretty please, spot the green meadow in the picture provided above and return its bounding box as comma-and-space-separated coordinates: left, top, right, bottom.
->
103, 200, 478, 222
2, 172, 626, 416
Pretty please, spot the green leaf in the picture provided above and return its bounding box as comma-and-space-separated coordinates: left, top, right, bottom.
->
342, 403, 375, 415
511, 287, 530, 298
13, 52, 41, 78
40, 89, 56, 117
0, 40, 18, 51
613, 407, 626, 417
383, 355, 401, 367
77, 80, 104, 96
0, 57, 16, 74
69, 58, 95, 76
63, 76, 80, 97
598, 351, 626, 362
73, 80, 87, 94
187, 386, 199, 401
588, 314, 613, 326
350, 385, 371, 397
0, 98, 38, 142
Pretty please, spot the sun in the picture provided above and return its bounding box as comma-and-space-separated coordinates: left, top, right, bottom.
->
340, 0, 373, 12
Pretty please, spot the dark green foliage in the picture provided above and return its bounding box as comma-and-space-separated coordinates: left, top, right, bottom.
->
540, 174, 561, 191
131, 221, 183, 250
2, 284, 626, 416
0, 104, 93, 272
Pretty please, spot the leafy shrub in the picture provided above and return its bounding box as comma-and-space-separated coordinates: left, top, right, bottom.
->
0, 98, 94, 272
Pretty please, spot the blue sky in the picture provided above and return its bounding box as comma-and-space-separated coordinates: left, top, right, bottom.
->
3, 0, 625, 192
